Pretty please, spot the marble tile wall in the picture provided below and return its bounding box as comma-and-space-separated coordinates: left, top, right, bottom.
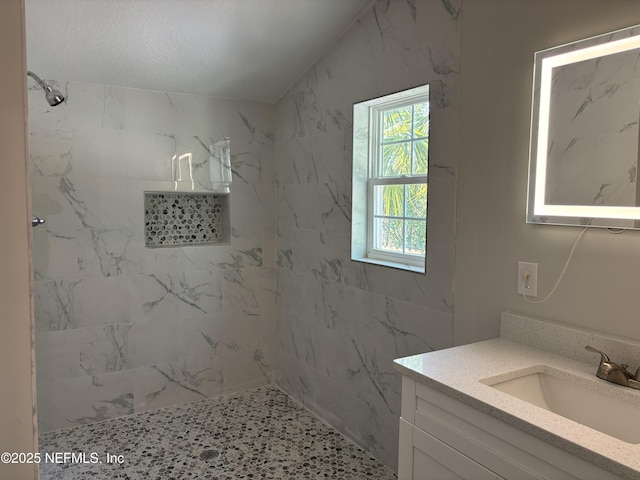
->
274, 0, 459, 470
29, 81, 276, 432
30, 1, 459, 470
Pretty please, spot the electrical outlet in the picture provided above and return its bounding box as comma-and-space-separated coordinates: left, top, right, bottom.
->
517, 262, 538, 297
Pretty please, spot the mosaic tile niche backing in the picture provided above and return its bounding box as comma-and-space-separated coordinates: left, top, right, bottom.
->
144, 192, 230, 247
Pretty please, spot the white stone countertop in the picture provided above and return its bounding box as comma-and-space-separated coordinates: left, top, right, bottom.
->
393, 337, 640, 480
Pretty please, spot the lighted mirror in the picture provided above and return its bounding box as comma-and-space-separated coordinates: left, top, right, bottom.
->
528, 24, 640, 229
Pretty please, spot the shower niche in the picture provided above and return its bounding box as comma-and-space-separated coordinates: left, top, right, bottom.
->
144, 191, 230, 248
144, 137, 232, 248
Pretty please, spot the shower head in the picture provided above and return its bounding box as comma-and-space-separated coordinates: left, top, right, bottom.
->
27, 71, 65, 106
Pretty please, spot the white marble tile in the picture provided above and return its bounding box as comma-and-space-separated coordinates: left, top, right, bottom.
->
31, 78, 276, 432
222, 348, 273, 393
103, 89, 186, 135
32, 229, 101, 279
276, 227, 323, 275
262, 226, 276, 268
61, 176, 134, 230
230, 182, 275, 229
289, 87, 330, 139
273, 0, 459, 470
179, 226, 265, 271
127, 240, 187, 276
180, 313, 241, 363
29, 130, 73, 177
274, 94, 298, 141
37, 371, 134, 432
276, 351, 313, 403
315, 132, 351, 184
276, 304, 312, 362
222, 267, 275, 313
151, 92, 230, 137
71, 128, 177, 181
79, 323, 133, 375
31, 175, 139, 277
314, 279, 375, 334
277, 184, 319, 230
35, 330, 80, 382
127, 318, 182, 369
130, 271, 226, 321
427, 105, 459, 176
132, 361, 217, 413
276, 135, 332, 185
295, 361, 398, 466
34, 276, 131, 331
280, 326, 403, 469
317, 181, 351, 233
366, 296, 453, 359
275, 269, 325, 319
31, 176, 86, 232
75, 276, 132, 323
33, 278, 81, 331
358, 263, 436, 308
231, 112, 276, 185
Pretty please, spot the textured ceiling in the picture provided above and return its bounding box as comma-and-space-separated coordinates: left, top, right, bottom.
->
25, 0, 372, 103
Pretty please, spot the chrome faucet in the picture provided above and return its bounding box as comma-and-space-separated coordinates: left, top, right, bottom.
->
585, 346, 640, 389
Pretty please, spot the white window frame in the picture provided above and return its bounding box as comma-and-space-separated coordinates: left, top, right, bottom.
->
351, 85, 430, 273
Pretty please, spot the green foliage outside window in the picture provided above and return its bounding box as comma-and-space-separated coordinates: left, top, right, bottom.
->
375, 102, 429, 255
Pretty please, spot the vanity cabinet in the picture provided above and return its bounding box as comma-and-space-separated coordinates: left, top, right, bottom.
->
398, 376, 620, 480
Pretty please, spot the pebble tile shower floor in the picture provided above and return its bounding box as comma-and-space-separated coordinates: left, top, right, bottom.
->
39, 387, 396, 479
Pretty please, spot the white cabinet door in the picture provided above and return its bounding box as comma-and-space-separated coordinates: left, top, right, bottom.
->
399, 418, 501, 480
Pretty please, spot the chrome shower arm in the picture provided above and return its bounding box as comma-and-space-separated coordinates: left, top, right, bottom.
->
27, 71, 47, 89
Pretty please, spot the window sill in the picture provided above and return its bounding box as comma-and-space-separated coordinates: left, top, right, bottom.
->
352, 255, 425, 274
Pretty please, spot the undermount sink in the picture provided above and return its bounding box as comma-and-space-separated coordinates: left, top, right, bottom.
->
483, 366, 640, 444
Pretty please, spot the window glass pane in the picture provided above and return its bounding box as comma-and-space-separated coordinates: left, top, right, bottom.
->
405, 220, 426, 255
405, 184, 427, 218
412, 139, 429, 175
353, 84, 430, 269
413, 102, 429, 138
374, 185, 404, 217
382, 106, 412, 142
375, 218, 403, 252
381, 143, 411, 176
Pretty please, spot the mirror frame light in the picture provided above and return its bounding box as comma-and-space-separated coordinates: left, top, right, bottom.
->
528, 24, 640, 228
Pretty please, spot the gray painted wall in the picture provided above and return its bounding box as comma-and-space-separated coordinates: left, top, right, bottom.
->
455, 0, 640, 346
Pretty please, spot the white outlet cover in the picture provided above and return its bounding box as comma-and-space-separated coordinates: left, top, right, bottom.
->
517, 261, 538, 297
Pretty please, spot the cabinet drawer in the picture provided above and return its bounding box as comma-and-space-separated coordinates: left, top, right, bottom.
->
399, 418, 501, 480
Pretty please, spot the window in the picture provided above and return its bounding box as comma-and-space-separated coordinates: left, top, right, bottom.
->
351, 85, 430, 273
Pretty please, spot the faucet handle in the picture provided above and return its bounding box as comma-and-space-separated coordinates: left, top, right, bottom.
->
585, 345, 618, 378
586, 345, 634, 385
585, 345, 611, 363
